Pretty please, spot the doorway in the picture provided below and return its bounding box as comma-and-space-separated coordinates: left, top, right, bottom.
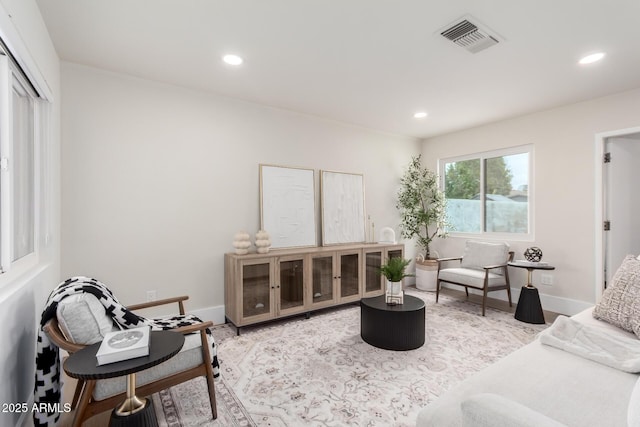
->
595, 126, 640, 302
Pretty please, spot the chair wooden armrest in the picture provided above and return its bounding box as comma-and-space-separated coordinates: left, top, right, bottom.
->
483, 263, 509, 270
171, 321, 214, 335
437, 256, 463, 262
485, 251, 515, 270
43, 318, 86, 354
127, 295, 189, 315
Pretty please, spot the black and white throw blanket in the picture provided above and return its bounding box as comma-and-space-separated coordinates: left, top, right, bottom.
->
34, 276, 220, 427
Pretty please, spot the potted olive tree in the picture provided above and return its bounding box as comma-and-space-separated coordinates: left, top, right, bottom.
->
379, 257, 413, 305
397, 155, 449, 291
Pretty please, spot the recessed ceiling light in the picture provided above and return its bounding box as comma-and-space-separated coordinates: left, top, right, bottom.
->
223, 54, 243, 66
579, 52, 605, 65
414, 112, 428, 119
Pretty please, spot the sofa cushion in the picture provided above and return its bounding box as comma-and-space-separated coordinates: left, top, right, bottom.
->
593, 255, 640, 338
630, 376, 640, 427
460, 241, 509, 272
56, 293, 117, 345
461, 393, 567, 427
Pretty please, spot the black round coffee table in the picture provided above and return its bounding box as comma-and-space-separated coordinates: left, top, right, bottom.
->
360, 294, 426, 350
64, 330, 184, 427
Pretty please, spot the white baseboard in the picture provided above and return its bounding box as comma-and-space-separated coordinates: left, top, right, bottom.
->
190, 305, 226, 325
518, 288, 593, 316
441, 284, 593, 316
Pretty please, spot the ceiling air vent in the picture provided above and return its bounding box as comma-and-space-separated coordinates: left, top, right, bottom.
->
440, 18, 500, 54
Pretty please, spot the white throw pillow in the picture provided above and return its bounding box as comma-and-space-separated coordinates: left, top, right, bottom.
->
461, 393, 567, 427
593, 255, 640, 338
56, 293, 117, 345
629, 376, 640, 427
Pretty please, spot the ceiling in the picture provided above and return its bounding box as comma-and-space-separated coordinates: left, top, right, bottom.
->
35, 0, 640, 139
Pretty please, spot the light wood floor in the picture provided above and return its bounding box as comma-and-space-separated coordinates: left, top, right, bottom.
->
59, 375, 110, 427
58, 287, 555, 426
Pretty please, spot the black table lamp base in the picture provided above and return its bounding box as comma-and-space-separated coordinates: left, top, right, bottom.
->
514, 286, 546, 324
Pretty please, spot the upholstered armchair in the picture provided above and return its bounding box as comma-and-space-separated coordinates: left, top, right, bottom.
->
436, 241, 514, 316
41, 290, 217, 427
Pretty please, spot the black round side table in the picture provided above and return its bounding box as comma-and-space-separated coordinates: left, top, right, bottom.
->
508, 261, 555, 324
360, 294, 426, 350
64, 330, 184, 427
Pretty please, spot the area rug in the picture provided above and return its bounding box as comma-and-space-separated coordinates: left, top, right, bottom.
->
154, 289, 548, 426
153, 375, 255, 426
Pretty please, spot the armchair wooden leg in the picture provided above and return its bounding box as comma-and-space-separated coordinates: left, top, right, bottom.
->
482, 287, 488, 316
200, 330, 218, 420
465, 287, 469, 297
72, 379, 96, 427
71, 380, 85, 410
435, 279, 440, 303
506, 285, 513, 307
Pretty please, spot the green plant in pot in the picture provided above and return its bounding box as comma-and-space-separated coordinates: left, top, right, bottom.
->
397, 155, 449, 291
379, 257, 413, 305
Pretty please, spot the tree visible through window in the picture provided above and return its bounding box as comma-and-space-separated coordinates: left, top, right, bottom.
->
441, 147, 531, 235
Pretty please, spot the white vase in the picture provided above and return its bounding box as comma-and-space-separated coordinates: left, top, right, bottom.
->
385, 280, 404, 304
233, 231, 251, 255
255, 230, 271, 254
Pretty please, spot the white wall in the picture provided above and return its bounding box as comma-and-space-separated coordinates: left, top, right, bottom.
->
0, 1, 60, 426
61, 63, 420, 319
422, 88, 640, 315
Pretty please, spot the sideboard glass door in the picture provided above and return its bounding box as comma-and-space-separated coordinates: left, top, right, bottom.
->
241, 260, 272, 321
364, 250, 383, 296
278, 257, 305, 314
311, 255, 334, 308
339, 251, 360, 302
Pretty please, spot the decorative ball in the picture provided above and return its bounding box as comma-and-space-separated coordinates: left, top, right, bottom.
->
524, 247, 543, 262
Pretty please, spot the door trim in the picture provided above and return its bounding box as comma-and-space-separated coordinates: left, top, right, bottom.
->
594, 125, 640, 302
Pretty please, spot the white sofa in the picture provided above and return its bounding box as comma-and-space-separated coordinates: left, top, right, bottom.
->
416, 308, 640, 427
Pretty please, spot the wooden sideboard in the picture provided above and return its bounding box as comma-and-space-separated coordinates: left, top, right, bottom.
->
224, 243, 404, 333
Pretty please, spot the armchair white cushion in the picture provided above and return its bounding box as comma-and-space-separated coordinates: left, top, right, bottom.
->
460, 241, 510, 272
93, 331, 206, 400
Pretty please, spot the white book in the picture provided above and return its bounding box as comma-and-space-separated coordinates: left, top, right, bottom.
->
514, 260, 549, 266
96, 325, 150, 365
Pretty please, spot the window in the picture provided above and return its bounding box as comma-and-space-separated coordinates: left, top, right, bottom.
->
440, 145, 533, 237
0, 50, 41, 273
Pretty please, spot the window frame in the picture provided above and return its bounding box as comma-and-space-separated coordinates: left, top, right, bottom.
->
0, 52, 42, 277
438, 144, 535, 241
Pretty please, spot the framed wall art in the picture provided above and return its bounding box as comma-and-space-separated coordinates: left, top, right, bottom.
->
260, 164, 317, 248
320, 170, 366, 245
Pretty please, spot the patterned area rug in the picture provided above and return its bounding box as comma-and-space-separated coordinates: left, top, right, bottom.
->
154, 289, 548, 426
153, 375, 255, 426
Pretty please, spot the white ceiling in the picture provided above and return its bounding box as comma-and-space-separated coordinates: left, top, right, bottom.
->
35, 0, 640, 139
